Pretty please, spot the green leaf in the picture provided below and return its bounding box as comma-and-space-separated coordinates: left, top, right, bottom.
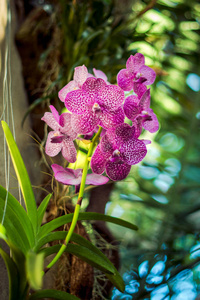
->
29, 289, 80, 300
35, 231, 125, 292
37, 193, 52, 229
0, 198, 31, 253
37, 212, 138, 240
0, 246, 20, 300
0, 186, 35, 247
26, 251, 44, 290
1, 121, 38, 235
40, 243, 115, 275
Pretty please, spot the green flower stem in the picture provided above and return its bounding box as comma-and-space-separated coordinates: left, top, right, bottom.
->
45, 126, 102, 272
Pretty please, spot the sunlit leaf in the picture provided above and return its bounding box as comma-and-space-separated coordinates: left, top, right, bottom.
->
26, 251, 44, 290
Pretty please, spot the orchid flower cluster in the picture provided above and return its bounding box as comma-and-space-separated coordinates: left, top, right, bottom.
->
42, 53, 159, 188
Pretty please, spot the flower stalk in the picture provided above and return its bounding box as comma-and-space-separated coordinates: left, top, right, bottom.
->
45, 126, 102, 272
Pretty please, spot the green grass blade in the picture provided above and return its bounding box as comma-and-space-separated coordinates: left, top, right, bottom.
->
37, 193, 52, 229
40, 243, 115, 275
29, 290, 80, 300
0, 186, 35, 247
37, 212, 138, 240
1, 121, 38, 235
0, 247, 20, 300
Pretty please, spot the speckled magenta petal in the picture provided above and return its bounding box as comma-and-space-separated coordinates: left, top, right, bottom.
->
139, 65, 156, 85
93, 68, 109, 84
82, 77, 106, 94
99, 106, 125, 129
59, 113, 77, 139
126, 53, 145, 73
139, 89, 151, 110
71, 112, 99, 134
61, 139, 77, 163
51, 164, 77, 177
54, 170, 81, 185
132, 117, 143, 138
86, 173, 109, 185
49, 105, 60, 123
142, 108, 159, 133
124, 95, 140, 120
58, 81, 77, 102
117, 69, 133, 91
91, 145, 108, 175
41, 112, 59, 131
133, 82, 147, 98
114, 123, 136, 144
100, 134, 114, 156
65, 89, 92, 114
120, 138, 147, 165
45, 131, 62, 157
97, 85, 124, 111
106, 160, 131, 181
74, 65, 88, 87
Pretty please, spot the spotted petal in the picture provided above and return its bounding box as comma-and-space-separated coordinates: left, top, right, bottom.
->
138, 65, 156, 85
120, 139, 147, 165
117, 69, 133, 91
45, 131, 62, 157
41, 112, 59, 131
91, 145, 108, 175
106, 160, 131, 181
97, 85, 124, 111
124, 95, 140, 120
71, 111, 99, 134
59, 113, 77, 139
65, 89, 92, 114
99, 106, 125, 129
126, 53, 145, 73
74, 65, 88, 87
61, 138, 77, 163
142, 108, 159, 133
58, 81, 78, 102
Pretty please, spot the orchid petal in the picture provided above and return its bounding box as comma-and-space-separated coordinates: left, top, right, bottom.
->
45, 131, 62, 157
139, 65, 156, 85
99, 106, 125, 129
49, 105, 60, 123
91, 145, 108, 175
59, 113, 77, 139
41, 112, 59, 131
71, 111, 99, 135
86, 173, 109, 185
126, 53, 145, 73
117, 69, 133, 91
74, 65, 88, 87
61, 139, 77, 163
142, 109, 159, 133
124, 95, 140, 120
97, 85, 124, 111
82, 77, 106, 94
58, 81, 78, 102
133, 82, 147, 98
65, 89, 92, 114
54, 171, 81, 185
93, 68, 109, 83
120, 139, 147, 165
106, 160, 131, 181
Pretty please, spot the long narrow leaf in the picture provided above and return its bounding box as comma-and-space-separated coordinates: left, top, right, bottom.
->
35, 231, 124, 291
37, 193, 52, 229
0, 199, 31, 253
26, 251, 44, 290
29, 289, 80, 300
0, 247, 20, 300
40, 244, 115, 275
0, 186, 35, 247
37, 212, 138, 240
1, 121, 38, 235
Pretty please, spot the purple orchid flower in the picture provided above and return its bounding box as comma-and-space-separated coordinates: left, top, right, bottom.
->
58, 65, 88, 102
117, 53, 156, 91
88, 68, 110, 85
91, 123, 147, 181
65, 77, 125, 134
51, 164, 109, 192
41, 105, 77, 163
124, 89, 159, 136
